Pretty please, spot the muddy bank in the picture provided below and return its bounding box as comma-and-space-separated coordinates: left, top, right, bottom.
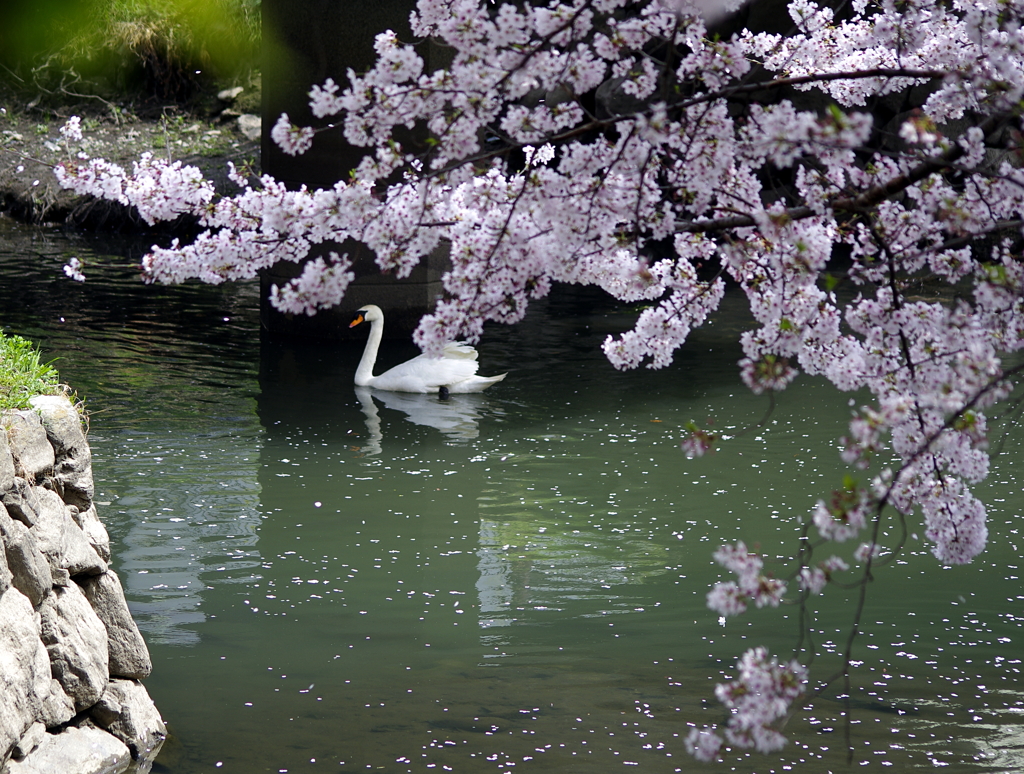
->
0, 88, 261, 230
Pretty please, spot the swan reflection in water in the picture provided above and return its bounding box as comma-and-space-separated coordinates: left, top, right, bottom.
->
355, 386, 498, 454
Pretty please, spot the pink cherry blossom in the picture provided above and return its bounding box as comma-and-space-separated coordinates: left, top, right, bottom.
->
713, 647, 808, 753
813, 484, 870, 543
63, 257, 85, 282
685, 726, 723, 762
59, 115, 82, 143
270, 113, 315, 157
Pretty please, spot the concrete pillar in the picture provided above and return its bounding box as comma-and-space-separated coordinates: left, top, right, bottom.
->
261, 0, 448, 339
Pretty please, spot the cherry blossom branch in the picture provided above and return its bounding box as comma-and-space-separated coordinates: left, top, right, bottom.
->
415, 66, 948, 183
676, 112, 1010, 234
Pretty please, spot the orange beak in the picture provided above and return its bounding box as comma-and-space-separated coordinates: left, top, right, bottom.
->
349, 313, 365, 329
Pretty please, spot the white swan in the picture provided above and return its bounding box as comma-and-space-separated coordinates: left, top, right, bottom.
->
349, 305, 506, 393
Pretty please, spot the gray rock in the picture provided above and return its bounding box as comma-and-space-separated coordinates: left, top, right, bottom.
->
89, 691, 121, 727
29, 486, 69, 564
0, 507, 51, 607
218, 85, 244, 101
238, 113, 261, 141
39, 679, 75, 729
0, 528, 11, 595
0, 428, 14, 492
6, 725, 131, 774
80, 571, 152, 679
28, 488, 105, 577
27, 396, 85, 456
39, 582, 109, 710
57, 463, 95, 510
11, 722, 46, 759
89, 680, 166, 759
1, 478, 42, 527
70, 505, 111, 563
0, 588, 53, 763
62, 517, 107, 578
3, 411, 54, 483
29, 396, 93, 509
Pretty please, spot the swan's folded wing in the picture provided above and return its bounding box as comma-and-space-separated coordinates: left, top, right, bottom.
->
441, 342, 479, 360
373, 352, 480, 392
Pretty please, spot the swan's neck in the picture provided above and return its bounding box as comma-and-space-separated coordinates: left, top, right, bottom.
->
354, 317, 384, 386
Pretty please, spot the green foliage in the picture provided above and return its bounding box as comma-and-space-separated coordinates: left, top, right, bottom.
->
0, 331, 66, 412
0, 0, 260, 102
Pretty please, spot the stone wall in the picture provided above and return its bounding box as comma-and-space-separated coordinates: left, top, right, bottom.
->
1, 395, 165, 774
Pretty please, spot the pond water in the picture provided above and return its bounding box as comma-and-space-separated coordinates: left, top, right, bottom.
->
1, 214, 1022, 774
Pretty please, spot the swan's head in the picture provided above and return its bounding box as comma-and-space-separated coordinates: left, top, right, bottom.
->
349, 304, 383, 328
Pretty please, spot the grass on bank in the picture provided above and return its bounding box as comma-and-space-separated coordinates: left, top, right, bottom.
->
0, 0, 260, 105
0, 330, 68, 412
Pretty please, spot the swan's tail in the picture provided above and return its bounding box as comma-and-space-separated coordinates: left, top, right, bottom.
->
451, 372, 507, 393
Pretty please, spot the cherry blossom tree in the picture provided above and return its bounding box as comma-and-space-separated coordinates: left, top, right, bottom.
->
55, 0, 1024, 762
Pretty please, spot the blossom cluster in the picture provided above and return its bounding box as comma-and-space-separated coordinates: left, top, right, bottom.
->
798, 555, 849, 596
687, 647, 809, 760
706, 541, 786, 617
812, 481, 871, 543
52, 0, 1024, 760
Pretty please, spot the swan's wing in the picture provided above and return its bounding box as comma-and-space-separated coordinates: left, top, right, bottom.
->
372, 352, 481, 392
442, 342, 479, 361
